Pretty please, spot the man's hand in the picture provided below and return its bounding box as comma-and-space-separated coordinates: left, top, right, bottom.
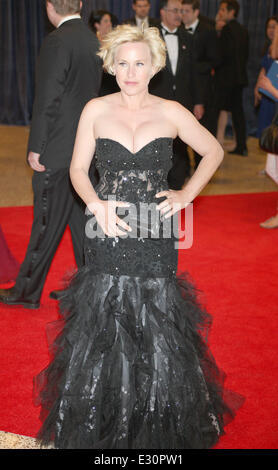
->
27, 152, 46, 172
193, 104, 205, 121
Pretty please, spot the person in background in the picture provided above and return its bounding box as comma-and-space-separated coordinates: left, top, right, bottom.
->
0, 0, 102, 309
254, 16, 278, 139
123, 0, 159, 28
89, 10, 119, 96
257, 64, 278, 229
214, 12, 231, 146
216, 0, 249, 157
271, 20, 278, 57
181, 0, 221, 169
150, 0, 204, 188
89, 9, 112, 41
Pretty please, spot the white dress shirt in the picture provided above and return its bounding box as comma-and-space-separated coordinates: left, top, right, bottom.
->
161, 23, 178, 76
185, 18, 199, 34
135, 16, 149, 29
58, 14, 81, 28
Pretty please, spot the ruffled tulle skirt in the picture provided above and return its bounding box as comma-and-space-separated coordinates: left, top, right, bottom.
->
33, 268, 243, 449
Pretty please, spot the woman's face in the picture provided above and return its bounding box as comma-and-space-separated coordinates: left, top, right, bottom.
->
96, 14, 112, 36
113, 41, 155, 95
266, 19, 277, 42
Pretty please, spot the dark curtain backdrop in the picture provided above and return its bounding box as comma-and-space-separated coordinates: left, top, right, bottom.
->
0, 0, 46, 124
1, 0, 278, 134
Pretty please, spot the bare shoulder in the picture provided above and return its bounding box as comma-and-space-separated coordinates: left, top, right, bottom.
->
160, 99, 193, 119
154, 99, 196, 132
82, 96, 108, 116
82, 93, 121, 117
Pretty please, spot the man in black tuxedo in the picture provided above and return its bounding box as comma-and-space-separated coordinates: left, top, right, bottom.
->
216, 0, 249, 156
0, 0, 102, 309
149, 0, 204, 189
124, 0, 159, 28
181, 0, 221, 169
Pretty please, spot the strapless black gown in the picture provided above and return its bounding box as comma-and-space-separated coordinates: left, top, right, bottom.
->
34, 138, 243, 449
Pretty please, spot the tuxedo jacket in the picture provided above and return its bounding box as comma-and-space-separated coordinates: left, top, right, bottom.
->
191, 18, 221, 76
123, 16, 159, 27
217, 18, 249, 89
189, 18, 221, 105
149, 25, 203, 110
28, 19, 102, 168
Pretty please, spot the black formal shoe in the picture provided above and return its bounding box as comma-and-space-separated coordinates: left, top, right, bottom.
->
228, 148, 248, 156
49, 289, 66, 300
0, 288, 40, 309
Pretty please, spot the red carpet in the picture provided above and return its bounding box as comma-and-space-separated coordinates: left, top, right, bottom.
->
0, 192, 277, 449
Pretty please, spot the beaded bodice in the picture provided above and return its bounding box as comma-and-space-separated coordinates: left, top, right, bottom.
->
84, 137, 178, 278
94, 137, 173, 204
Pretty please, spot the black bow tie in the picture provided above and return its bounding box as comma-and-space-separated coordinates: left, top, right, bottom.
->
163, 29, 178, 36
186, 27, 193, 33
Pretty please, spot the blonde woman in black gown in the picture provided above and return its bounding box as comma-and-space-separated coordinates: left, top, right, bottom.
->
34, 25, 243, 449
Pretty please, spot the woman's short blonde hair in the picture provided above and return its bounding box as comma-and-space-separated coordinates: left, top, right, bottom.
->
98, 24, 166, 75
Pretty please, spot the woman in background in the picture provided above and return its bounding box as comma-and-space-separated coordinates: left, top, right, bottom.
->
89, 9, 113, 42
254, 16, 278, 139
214, 13, 232, 146
257, 21, 278, 229
89, 10, 119, 96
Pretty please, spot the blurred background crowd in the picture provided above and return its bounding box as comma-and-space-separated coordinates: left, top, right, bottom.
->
1, 0, 278, 137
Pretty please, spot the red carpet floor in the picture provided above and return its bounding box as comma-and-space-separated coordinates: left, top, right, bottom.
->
0, 192, 277, 449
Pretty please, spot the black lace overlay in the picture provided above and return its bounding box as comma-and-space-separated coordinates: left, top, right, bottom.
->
33, 138, 244, 449
85, 137, 178, 278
